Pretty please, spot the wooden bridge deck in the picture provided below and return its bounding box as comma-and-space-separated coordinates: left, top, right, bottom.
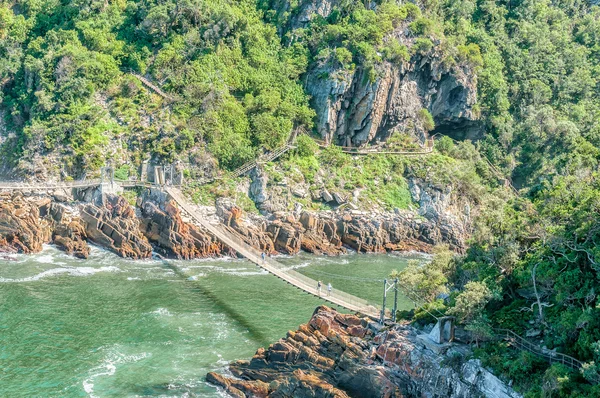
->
0, 180, 105, 190
165, 187, 380, 318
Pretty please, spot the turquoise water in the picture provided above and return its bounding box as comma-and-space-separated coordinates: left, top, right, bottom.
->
0, 246, 426, 397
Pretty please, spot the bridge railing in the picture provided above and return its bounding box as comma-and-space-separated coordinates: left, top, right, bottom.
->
311, 137, 434, 155
211, 223, 378, 315
165, 187, 379, 317
0, 179, 104, 189
0, 179, 176, 190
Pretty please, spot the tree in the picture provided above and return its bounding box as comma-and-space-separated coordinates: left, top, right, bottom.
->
448, 281, 492, 323
391, 245, 454, 303
418, 109, 435, 131
465, 315, 493, 347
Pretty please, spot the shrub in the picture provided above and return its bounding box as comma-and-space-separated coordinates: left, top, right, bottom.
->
114, 165, 131, 180
418, 109, 435, 131
435, 136, 455, 154
448, 281, 492, 323
334, 47, 353, 67
409, 18, 435, 36
295, 134, 318, 158
457, 43, 484, 69
319, 145, 348, 168
382, 41, 410, 64
411, 37, 434, 55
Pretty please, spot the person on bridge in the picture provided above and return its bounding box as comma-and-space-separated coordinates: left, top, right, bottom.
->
327, 283, 332, 296
317, 281, 322, 297
261, 252, 266, 263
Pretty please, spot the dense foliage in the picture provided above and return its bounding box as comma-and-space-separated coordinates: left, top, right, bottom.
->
0, 0, 313, 175
381, 1, 600, 395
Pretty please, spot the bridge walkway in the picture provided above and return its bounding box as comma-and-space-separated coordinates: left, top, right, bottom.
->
0, 180, 156, 191
165, 187, 380, 318
0, 179, 105, 190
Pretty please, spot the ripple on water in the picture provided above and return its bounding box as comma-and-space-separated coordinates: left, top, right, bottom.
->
148, 307, 174, 317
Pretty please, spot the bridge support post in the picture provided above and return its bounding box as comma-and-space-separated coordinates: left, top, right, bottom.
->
392, 278, 398, 322
380, 279, 388, 324
381, 279, 400, 324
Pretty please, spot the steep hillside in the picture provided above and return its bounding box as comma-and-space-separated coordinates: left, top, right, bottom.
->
2, 0, 600, 395
261, 0, 481, 145
0, 0, 314, 178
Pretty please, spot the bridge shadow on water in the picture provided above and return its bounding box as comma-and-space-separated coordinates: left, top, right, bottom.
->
155, 254, 273, 348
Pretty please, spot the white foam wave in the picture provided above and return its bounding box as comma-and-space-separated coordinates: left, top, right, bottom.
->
220, 269, 268, 276
149, 307, 173, 317
179, 265, 220, 272
389, 250, 433, 259
186, 274, 206, 280
0, 266, 120, 283
83, 349, 151, 397
279, 261, 312, 271
35, 253, 68, 265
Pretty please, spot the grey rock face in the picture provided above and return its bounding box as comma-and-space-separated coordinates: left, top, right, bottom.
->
307, 55, 479, 147
272, 0, 342, 31
249, 167, 269, 205
278, 0, 480, 146
409, 178, 453, 220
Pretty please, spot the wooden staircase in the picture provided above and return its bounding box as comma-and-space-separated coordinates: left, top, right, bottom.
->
130, 72, 176, 102
230, 143, 295, 178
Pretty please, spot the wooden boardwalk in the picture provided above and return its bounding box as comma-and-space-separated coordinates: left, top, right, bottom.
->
313, 137, 434, 155
165, 187, 381, 318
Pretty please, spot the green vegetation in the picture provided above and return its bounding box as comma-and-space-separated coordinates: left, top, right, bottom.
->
417, 109, 435, 132
0, 0, 314, 176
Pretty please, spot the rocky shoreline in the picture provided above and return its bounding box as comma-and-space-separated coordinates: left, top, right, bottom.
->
207, 306, 520, 398
0, 186, 467, 260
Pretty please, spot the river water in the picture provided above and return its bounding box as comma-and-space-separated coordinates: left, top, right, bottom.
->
0, 246, 426, 397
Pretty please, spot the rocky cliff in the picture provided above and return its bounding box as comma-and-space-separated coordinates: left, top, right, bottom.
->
216, 198, 466, 255
207, 306, 521, 398
0, 192, 228, 260
81, 195, 153, 259
272, 0, 480, 146
0, 192, 52, 253
0, 188, 466, 259
140, 201, 224, 259
307, 55, 479, 147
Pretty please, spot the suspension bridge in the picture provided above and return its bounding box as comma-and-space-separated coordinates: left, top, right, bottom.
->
0, 175, 406, 319
165, 187, 383, 318
0, 176, 592, 373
